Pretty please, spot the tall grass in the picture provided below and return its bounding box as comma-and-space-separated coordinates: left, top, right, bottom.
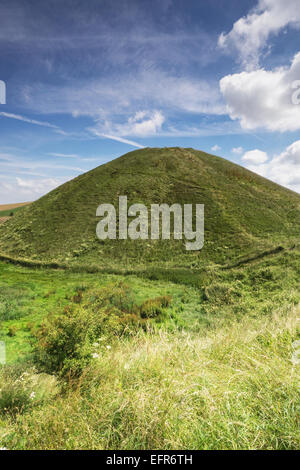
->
3, 305, 300, 450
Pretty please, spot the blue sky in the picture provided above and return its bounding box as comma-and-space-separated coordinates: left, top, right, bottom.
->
0, 0, 300, 203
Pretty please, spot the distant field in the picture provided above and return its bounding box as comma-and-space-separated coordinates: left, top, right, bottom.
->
0, 202, 31, 218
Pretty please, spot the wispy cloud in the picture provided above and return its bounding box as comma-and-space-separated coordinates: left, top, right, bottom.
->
0, 111, 59, 129
94, 132, 145, 149
48, 152, 79, 158
0, 175, 66, 204
22, 71, 225, 119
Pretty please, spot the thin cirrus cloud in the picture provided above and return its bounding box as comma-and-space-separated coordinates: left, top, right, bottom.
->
95, 134, 145, 149
22, 71, 226, 120
48, 153, 80, 158
0, 111, 59, 129
219, 0, 300, 69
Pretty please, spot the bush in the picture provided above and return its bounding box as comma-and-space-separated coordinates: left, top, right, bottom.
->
33, 283, 172, 377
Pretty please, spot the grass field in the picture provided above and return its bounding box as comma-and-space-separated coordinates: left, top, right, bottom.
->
0, 202, 31, 218
0, 242, 299, 449
3, 306, 299, 450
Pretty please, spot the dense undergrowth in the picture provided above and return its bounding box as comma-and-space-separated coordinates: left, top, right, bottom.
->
1, 306, 299, 450
0, 242, 299, 449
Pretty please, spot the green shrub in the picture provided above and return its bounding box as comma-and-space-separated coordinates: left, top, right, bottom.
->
33, 283, 172, 377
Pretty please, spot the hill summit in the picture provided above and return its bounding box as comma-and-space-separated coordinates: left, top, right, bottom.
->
0, 147, 299, 268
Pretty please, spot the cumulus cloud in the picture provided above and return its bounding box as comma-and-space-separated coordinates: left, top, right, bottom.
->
220, 52, 300, 132
89, 110, 165, 146
242, 140, 300, 193
125, 111, 165, 137
219, 0, 300, 69
232, 146, 244, 155
242, 149, 268, 164
211, 145, 221, 152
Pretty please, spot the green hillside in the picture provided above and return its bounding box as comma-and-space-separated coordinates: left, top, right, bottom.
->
1, 147, 300, 450
0, 147, 299, 268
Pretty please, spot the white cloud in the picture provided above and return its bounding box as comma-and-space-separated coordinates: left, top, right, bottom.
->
242, 140, 300, 193
242, 149, 268, 164
126, 111, 165, 137
211, 145, 221, 152
0, 112, 59, 129
0, 177, 65, 204
219, 0, 300, 69
91, 110, 165, 141
232, 146, 244, 155
23, 70, 225, 118
220, 52, 300, 132
91, 131, 144, 149
48, 153, 79, 158
16, 177, 61, 193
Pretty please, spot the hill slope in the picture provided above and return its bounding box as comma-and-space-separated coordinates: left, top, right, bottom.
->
0, 147, 299, 268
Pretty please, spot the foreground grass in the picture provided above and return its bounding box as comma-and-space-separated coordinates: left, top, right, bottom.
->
1, 305, 299, 450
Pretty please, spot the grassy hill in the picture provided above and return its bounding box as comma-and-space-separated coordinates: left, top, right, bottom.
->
1, 147, 300, 450
0, 147, 299, 269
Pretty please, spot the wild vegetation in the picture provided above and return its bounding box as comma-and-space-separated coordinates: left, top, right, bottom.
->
0, 148, 299, 449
